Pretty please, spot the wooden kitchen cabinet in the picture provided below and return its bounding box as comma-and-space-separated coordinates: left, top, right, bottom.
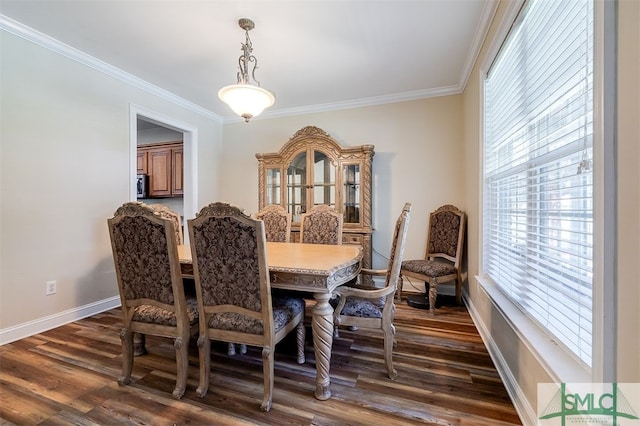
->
137, 141, 183, 198
172, 147, 183, 195
136, 151, 148, 174
256, 126, 375, 272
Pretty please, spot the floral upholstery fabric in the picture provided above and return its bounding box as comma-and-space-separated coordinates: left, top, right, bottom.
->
133, 297, 199, 326
331, 295, 385, 318
207, 297, 305, 335
301, 206, 342, 245
191, 215, 263, 311
149, 204, 183, 244
428, 210, 461, 257
110, 214, 175, 306
401, 259, 457, 278
255, 206, 290, 242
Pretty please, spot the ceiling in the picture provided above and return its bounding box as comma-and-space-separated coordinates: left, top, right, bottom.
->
0, 1, 496, 122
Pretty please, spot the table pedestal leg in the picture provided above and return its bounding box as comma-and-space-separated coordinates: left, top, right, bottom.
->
312, 292, 334, 400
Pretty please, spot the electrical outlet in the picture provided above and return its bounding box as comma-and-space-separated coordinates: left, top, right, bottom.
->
46, 280, 57, 295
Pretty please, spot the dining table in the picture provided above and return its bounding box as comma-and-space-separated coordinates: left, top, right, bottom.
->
177, 241, 363, 401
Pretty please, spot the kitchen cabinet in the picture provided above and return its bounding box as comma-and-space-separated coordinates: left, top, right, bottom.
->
137, 151, 148, 174
256, 126, 374, 272
137, 141, 183, 198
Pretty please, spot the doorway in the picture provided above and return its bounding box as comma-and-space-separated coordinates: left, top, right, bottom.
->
129, 104, 198, 242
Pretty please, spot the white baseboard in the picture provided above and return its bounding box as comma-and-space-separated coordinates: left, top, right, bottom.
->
0, 296, 121, 345
464, 290, 537, 426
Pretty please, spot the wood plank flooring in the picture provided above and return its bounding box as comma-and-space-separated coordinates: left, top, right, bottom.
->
0, 296, 522, 425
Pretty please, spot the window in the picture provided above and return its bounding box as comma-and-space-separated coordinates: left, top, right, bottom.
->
482, 0, 594, 366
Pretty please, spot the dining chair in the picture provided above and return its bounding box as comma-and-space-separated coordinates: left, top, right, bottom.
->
227, 204, 293, 357
255, 204, 292, 243
332, 203, 411, 380
187, 202, 306, 412
299, 204, 343, 245
148, 203, 183, 245
400, 204, 466, 314
107, 201, 199, 399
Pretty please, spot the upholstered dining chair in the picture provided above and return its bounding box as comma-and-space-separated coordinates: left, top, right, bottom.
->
332, 203, 411, 380
299, 204, 343, 245
187, 202, 306, 412
148, 203, 183, 245
255, 204, 292, 243
399, 204, 466, 315
107, 201, 199, 399
227, 204, 293, 357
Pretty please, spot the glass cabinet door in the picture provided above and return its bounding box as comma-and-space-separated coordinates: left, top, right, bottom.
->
286, 149, 337, 223
343, 163, 360, 224
287, 152, 307, 222
265, 168, 281, 205
312, 150, 336, 208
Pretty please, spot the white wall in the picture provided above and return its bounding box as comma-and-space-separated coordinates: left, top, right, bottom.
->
0, 31, 223, 333
220, 97, 465, 271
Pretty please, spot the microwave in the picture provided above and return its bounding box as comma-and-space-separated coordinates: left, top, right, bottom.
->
136, 174, 148, 198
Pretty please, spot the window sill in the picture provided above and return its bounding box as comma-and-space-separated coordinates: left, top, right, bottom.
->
475, 275, 591, 384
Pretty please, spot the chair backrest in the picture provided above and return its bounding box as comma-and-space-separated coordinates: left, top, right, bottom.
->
188, 202, 273, 340
299, 205, 343, 245
148, 203, 183, 245
107, 202, 186, 317
255, 205, 291, 243
384, 203, 412, 289
425, 204, 466, 268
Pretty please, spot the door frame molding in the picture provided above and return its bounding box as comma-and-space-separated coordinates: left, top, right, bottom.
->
129, 104, 198, 241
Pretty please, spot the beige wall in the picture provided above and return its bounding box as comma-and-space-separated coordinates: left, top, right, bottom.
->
615, 0, 640, 383
0, 32, 223, 331
0, 28, 465, 336
462, 0, 640, 422
220, 98, 465, 270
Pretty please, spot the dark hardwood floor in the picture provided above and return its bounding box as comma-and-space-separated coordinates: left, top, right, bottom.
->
0, 295, 522, 425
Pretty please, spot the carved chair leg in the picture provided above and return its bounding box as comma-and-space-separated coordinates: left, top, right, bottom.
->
118, 328, 134, 386
133, 332, 146, 356
196, 335, 210, 398
296, 321, 306, 364
261, 346, 274, 412
428, 280, 438, 316
172, 336, 188, 399
383, 323, 397, 380
228, 343, 247, 355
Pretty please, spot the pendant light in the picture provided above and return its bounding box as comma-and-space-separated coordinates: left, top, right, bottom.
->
218, 18, 275, 122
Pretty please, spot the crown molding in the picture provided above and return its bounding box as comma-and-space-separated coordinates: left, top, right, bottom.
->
0, 14, 223, 123
458, 0, 500, 91
220, 84, 463, 123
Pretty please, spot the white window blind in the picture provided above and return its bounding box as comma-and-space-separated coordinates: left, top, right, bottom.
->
483, 0, 594, 366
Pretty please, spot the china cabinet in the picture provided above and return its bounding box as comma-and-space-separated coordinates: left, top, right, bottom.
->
256, 126, 374, 271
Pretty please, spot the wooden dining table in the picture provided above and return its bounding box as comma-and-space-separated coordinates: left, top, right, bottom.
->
178, 241, 363, 401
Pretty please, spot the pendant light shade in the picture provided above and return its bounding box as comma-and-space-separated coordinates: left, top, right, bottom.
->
218, 84, 275, 122
218, 18, 274, 122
